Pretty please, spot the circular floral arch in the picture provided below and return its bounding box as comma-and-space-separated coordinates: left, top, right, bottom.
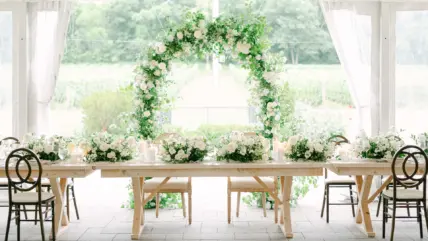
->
133, 11, 280, 140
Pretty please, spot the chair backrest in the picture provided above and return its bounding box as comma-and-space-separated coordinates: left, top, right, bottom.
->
327, 135, 349, 146
391, 145, 427, 198
5, 148, 42, 201
0, 137, 20, 146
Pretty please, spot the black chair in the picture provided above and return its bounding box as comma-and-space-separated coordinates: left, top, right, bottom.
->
0, 137, 28, 220
382, 145, 428, 240
321, 135, 357, 223
4, 148, 56, 241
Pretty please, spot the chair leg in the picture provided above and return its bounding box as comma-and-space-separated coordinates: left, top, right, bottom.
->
376, 193, 382, 217
236, 192, 241, 218
4, 205, 12, 241
16, 205, 21, 241
326, 185, 330, 223
390, 201, 396, 241
422, 200, 428, 231
418, 201, 423, 238
382, 197, 386, 239
70, 185, 79, 220
188, 190, 192, 225
155, 193, 160, 218
22, 205, 28, 220
320, 186, 326, 218
227, 189, 231, 224
34, 204, 38, 225
52, 201, 56, 241
274, 196, 278, 224
39, 204, 46, 241
262, 192, 267, 218
349, 185, 355, 217
181, 192, 186, 218
66, 186, 70, 222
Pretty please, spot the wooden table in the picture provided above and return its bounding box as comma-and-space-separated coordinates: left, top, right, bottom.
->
0, 163, 95, 239
95, 161, 324, 240
327, 159, 424, 238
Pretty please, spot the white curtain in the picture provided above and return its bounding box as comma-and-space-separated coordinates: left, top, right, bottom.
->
27, 1, 71, 135
320, 1, 380, 137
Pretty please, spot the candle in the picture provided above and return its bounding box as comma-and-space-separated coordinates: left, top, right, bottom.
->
277, 142, 285, 162
146, 146, 156, 162
139, 140, 148, 154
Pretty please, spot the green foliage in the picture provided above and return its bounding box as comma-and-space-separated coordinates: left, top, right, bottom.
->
191, 124, 256, 144
81, 89, 133, 134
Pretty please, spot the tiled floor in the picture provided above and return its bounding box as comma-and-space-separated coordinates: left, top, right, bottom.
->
0, 173, 427, 241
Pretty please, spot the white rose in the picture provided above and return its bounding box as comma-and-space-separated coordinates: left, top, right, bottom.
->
195, 141, 206, 150
143, 111, 151, 117
194, 30, 203, 39
173, 52, 182, 58
288, 136, 299, 145
167, 35, 174, 42
239, 147, 247, 156
164, 155, 171, 161
140, 83, 147, 90
158, 62, 166, 71
154, 70, 161, 76
107, 151, 116, 159
305, 151, 311, 159
100, 143, 110, 152
198, 20, 205, 27
156, 44, 166, 54
177, 32, 183, 40
237, 42, 251, 54
147, 81, 154, 89
169, 148, 176, 155
226, 143, 237, 153
43, 144, 53, 154
314, 143, 323, 153
256, 55, 262, 60
150, 60, 158, 68
262, 154, 269, 162
127, 136, 136, 147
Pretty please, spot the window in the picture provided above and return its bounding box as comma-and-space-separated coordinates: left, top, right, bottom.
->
395, 10, 428, 133
0, 10, 13, 136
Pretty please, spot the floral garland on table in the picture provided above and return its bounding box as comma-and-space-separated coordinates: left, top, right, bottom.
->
352, 134, 404, 159
159, 136, 208, 163
25, 134, 70, 161
133, 11, 280, 140
284, 135, 334, 162
217, 132, 269, 163
84, 132, 137, 163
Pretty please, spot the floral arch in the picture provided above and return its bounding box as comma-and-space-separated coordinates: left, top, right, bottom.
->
133, 11, 280, 140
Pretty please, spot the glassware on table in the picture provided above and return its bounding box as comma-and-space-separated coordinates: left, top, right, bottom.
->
58, 146, 68, 161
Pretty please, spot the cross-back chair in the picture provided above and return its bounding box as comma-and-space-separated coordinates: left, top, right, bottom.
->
382, 145, 428, 240
227, 132, 279, 224
0, 137, 29, 220
321, 135, 357, 223
145, 133, 192, 224
4, 148, 55, 241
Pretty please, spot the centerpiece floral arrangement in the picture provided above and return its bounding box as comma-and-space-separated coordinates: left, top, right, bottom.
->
84, 132, 137, 163
352, 133, 404, 159
284, 135, 334, 162
25, 133, 70, 161
216, 132, 269, 162
159, 135, 208, 163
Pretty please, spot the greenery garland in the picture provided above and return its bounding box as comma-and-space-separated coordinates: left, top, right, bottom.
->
133, 10, 280, 140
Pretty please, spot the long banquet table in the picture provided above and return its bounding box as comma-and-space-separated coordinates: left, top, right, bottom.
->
94, 161, 325, 240
0, 163, 95, 239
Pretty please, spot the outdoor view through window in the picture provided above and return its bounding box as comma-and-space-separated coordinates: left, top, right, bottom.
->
51, 0, 354, 141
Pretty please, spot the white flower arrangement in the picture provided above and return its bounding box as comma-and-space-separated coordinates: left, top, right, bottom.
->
352, 133, 404, 159
85, 132, 137, 163
133, 10, 280, 141
216, 132, 269, 162
159, 136, 208, 163
25, 133, 70, 161
284, 135, 334, 162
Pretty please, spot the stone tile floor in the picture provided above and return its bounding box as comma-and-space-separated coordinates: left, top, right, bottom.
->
0, 173, 427, 241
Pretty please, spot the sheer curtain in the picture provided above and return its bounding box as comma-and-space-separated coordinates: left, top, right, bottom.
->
320, 1, 380, 137
27, 1, 71, 135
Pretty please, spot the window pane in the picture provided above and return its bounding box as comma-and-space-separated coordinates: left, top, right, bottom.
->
395, 10, 428, 133
0, 11, 12, 137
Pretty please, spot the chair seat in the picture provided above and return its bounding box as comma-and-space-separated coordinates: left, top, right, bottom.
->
12, 192, 55, 203
325, 177, 355, 184
230, 177, 275, 190
144, 177, 189, 192
382, 176, 419, 185
41, 178, 51, 186
383, 189, 423, 200
0, 178, 8, 186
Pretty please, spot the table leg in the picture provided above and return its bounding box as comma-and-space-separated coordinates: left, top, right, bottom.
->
355, 175, 375, 237
49, 177, 70, 239
279, 176, 293, 238
280, 176, 284, 224
131, 177, 145, 240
